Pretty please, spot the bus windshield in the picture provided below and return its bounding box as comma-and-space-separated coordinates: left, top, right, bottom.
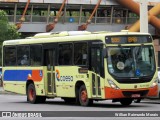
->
107, 45, 155, 78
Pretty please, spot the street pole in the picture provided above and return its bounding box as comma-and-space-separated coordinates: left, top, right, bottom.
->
140, 0, 148, 33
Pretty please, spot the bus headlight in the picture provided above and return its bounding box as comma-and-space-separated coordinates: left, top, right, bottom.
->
108, 80, 119, 89
150, 77, 158, 88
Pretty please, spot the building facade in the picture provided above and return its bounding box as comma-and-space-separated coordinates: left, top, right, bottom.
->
0, 0, 158, 33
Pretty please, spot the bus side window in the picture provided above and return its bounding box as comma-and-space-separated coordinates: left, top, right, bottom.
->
58, 43, 73, 65
74, 42, 87, 65
4, 47, 17, 66
30, 45, 42, 66
17, 45, 30, 66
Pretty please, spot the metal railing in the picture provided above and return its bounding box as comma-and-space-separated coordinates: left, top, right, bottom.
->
6, 15, 139, 25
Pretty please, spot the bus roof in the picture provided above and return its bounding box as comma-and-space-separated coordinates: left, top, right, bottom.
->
3, 31, 151, 46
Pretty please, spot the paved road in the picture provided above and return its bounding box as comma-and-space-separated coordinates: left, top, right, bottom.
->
0, 94, 160, 120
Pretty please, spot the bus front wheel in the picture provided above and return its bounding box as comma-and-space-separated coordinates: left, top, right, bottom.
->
78, 85, 93, 106
120, 98, 133, 106
27, 83, 38, 104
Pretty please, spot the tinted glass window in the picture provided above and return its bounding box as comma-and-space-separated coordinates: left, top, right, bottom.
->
58, 44, 73, 65
17, 46, 29, 66
30, 45, 42, 66
107, 46, 155, 77
4, 47, 16, 66
74, 43, 87, 65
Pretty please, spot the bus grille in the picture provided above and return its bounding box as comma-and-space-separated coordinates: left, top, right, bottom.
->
122, 90, 149, 97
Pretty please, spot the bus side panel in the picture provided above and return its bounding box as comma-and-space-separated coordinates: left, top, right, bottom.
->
3, 81, 26, 94
3, 68, 45, 95
34, 82, 46, 96
55, 66, 90, 98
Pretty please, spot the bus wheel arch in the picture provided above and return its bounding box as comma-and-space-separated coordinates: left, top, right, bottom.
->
26, 80, 34, 94
75, 81, 93, 106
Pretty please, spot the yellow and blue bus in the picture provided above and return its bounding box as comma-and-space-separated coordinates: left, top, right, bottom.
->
2, 31, 158, 106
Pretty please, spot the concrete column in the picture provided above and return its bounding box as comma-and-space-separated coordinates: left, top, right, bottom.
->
79, 5, 83, 24
125, 9, 128, 24
63, 5, 66, 23
110, 6, 114, 24
140, 0, 148, 33
14, 3, 17, 23
30, 5, 33, 23
95, 9, 97, 24
47, 4, 51, 24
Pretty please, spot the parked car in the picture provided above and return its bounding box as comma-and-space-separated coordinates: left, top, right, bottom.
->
134, 68, 160, 103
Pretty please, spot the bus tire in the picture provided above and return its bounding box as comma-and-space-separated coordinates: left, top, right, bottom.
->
63, 98, 75, 104
120, 98, 132, 106
37, 96, 46, 103
133, 99, 141, 103
78, 85, 93, 106
27, 83, 38, 104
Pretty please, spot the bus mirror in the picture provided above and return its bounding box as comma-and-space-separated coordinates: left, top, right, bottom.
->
103, 48, 108, 58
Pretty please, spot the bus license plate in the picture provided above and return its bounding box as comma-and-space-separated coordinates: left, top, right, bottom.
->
131, 94, 140, 98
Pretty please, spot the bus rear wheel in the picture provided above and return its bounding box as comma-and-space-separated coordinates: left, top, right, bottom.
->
78, 85, 93, 106
63, 98, 75, 104
38, 96, 46, 103
133, 99, 141, 103
120, 98, 133, 106
27, 83, 38, 104
27, 83, 46, 104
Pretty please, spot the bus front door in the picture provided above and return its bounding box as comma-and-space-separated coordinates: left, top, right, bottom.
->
91, 47, 103, 98
45, 49, 56, 95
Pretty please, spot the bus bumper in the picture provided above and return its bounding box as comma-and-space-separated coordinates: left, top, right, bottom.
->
104, 85, 158, 99
147, 85, 158, 97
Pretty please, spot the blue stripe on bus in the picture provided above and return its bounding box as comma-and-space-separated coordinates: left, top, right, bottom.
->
4, 70, 32, 81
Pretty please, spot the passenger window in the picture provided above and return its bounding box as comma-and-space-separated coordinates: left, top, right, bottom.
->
74, 43, 87, 65
58, 43, 73, 65
4, 47, 16, 66
17, 46, 30, 66
30, 45, 42, 66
